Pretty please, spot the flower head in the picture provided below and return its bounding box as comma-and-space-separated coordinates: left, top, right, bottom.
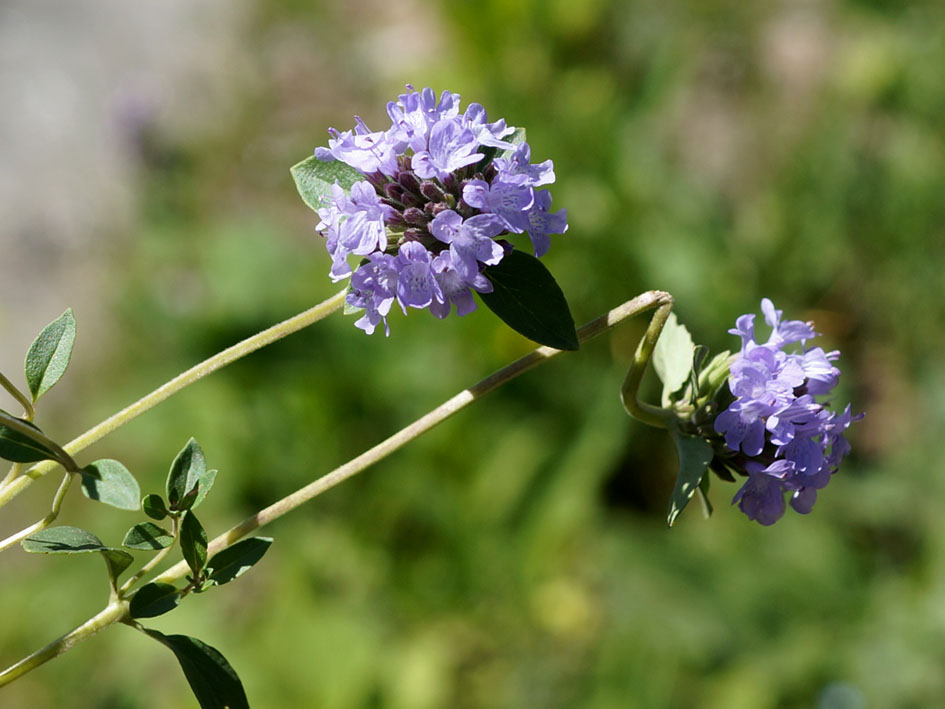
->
313, 85, 567, 334
712, 299, 861, 525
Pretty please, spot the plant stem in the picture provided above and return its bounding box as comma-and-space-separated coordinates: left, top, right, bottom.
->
0, 473, 74, 554
0, 290, 347, 510
620, 291, 676, 428
0, 410, 82, 474
0, 600, 129, 687
1, 464, 21, 489
154, 291, 673, 586
0, 290, 674, 685
0, 371, 33, 421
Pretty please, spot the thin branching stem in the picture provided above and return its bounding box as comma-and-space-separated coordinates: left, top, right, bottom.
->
0, 291, 675, 686
0, 290, 348, 512
0, 371, 33, 421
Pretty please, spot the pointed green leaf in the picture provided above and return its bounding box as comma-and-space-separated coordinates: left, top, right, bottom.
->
205, 537, 272, 588
167, 439, 207, 511
696, 473, 713, 519
21, 526, 133, 581
191, 469, 216, 510
129, 582, 181, 619
81, 459, 140, 511
653, 312, 695, 407
666, 432, 714, 527
697, 349, 734, 401
142, 494, 169, 520
0, 414, 58, 464
180, 511, 208, 577
480, 249, 578, 351
24, 309, 76, 401
123, 522, 174, 550
290, 154, 364, 213
142, 630, 249, 709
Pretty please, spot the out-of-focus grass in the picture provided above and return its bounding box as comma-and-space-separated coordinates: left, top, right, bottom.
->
3, 1, 945, 707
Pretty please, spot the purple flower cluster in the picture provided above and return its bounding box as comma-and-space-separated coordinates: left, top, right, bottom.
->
314, 86, 568, 335
714, 299, 859, 525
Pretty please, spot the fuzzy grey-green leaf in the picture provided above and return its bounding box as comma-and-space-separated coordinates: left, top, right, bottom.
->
0, 414, 58, 464
167, 438, 207, 511
180, 511, 208, 576
21, 525, 133, 580
290, 154, 363, 213
24, 309, 76, 401
123, 522, 174, 550
82, 459, 141, 511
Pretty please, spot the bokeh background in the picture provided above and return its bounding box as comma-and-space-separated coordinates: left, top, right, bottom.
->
1, 0, 943, 706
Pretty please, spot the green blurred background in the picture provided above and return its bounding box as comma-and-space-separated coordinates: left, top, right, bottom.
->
2, 0, 944, 706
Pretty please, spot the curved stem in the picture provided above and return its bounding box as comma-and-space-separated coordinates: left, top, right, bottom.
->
0, 290, 674, 685
1, 463, 22, 489
0, 290, 347, 509
620, 291, 676, 428
0, 600, 128, 688
0, 473, 74, 553
0, 371, 34, 421
154, 291, 672, 586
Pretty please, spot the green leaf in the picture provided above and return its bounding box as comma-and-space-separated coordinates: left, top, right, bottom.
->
81, 459, 141, 511
142, 630, 249, 709
21, 526, 133, 581
192, 469, 216, 510
290, 154, 364, 213
480, 249, 579, 351
24, 309, 76, 402
129, 582, 181, 619
666, 432, 714, 527
142, 494, 169, 520
167, 439, 209, 511
0, 415, 58, 464
205, 537, 273, 588
696, 349, 734, 402
696, 473, 713, 519
180, 511, 208, 577
123, 522, 174, 550
653, 312, 695, 407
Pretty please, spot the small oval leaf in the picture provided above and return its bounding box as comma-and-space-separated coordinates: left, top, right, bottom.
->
24, 309, 76, 401
180, 511, 208, 577
290, 154, 364, 213
206, 537, 272, 588
167, 439, 206, 511
22, 526, 133, 581
129, 582, 182, 619
82, 459, 141, 511
142, 494, 169, 520
142, 630, 249, 709
123, 522, 174, 550
480, 249, 579, 351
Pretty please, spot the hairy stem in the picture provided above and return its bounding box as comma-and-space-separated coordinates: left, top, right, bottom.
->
0, 371, 34, 421
154, 291, 672, 585
0, 290, 347, 511
0, 291, 673, 684
0, 600, 129, 687
0, 473, 74, 554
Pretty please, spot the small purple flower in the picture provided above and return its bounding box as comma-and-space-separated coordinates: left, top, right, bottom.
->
713, 299, 861, 525
524, 190, 568, 258
311, 86, 567, 334
462, 179, 533, 234
412, 118, 483, 181
430, 210, 506, 282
